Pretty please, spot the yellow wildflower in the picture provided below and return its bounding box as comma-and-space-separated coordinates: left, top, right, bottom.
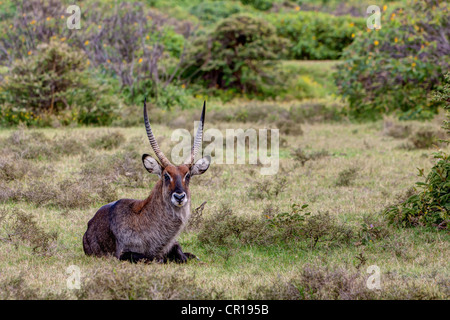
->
295, 6, 300, 11
84, 40, 89, 45
374, 40, 379, 46
351, 33, 355, 38
30, 20, 36, 25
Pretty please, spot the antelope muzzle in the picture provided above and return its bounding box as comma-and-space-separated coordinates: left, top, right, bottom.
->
171, 191, 187, 207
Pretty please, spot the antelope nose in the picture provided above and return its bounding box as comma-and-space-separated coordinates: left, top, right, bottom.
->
173, 192, 186, 202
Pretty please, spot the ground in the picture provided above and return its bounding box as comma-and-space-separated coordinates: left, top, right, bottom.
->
0, 108, 448, 299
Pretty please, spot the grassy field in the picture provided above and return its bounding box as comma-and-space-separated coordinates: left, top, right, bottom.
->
0, 103, 448, 300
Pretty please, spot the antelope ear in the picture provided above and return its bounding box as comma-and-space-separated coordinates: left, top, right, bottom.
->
190, 156, 211, 176
142, 154, 162, 176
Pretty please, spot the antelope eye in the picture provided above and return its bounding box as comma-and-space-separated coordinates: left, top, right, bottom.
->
185, 173, 191, 181
164, 173, 171, 182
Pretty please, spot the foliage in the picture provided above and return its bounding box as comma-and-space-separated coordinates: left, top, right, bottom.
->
0, 209, 58, 255
82, 2, 193, 106
240, 0, 279, 11
182, 14, 289, 94
433, 72, 450, 142
384, 151, 449, 230
383, 70, 450, 230
266, 11, 364, 60
0, 41, 120, 126
76, 264, 223, 300
197, 203, 354, 249
0, 0, 194, 109
189, 1, 245, 25
335, 0, 450, 120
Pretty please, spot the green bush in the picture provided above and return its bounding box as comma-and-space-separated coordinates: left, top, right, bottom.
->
383, 151, 449, 230
182, 14, 289, 95
189, 1, 245, 25
240, 0, 278, 11
0, 0, 192, 109
266, 11, 364, 60
433, 72, 450, 142
383, 71, 449, 230
0, 41, 120, 126
335, 0, 450, 120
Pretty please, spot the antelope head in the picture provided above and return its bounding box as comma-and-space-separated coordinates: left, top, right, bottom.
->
142, 100, 211, 208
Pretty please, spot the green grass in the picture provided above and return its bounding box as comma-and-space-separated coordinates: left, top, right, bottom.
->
0, 112, 448, 299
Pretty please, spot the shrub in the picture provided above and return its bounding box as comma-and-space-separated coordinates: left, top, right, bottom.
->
289, 100, 343, 123
249, 264, 376, 300
89, 132, 126, 150
197, 203, 354, 249
1, 127, 87, 160
268, 205, 354, 247
383, 151, 449, 230
0, 209, 58, 256
182, 14, 289, 94
291, 148, 329, 165
248, 263, 449, 300
433, 72, 450, 142
0, 0, 192, 109
76, 264, 223, 300
0, 274, 66, 300
189, 1, 245, 25
382, 119, 412, 139
408, 128, 446, 149
197, 204, 270, 246
0, 41, 120, 126
335, 167, 359, 187
0, 157, 31, 181
266, 11, 364, 60
240, 0, 278, 11
247, 177, 288, 200
335, 0, 450, 120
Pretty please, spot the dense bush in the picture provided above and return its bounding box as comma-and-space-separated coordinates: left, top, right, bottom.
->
0, 0, 195, 110
197, 203, 354, 248
335, 0, 450, 120
182, 14, 289, 95
383, 71, 450, 230
266, 11, 364, 60
0, 41, 120, 126
189, 1, 245, 25
240, 0, 279, 11
433, 72, 450, 142
383, 151, 449, 230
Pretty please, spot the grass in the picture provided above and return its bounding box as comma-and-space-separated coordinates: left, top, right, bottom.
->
0, 114, 448, 299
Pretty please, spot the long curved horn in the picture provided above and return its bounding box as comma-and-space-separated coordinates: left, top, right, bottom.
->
143, 98, 171, 168
184, 101, 206, 166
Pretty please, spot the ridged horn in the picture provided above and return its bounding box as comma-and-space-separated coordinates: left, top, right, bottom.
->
143, 98, 171, 168
184, 101, 206, 165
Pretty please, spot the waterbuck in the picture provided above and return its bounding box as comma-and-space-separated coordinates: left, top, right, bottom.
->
82, 100, 210, 263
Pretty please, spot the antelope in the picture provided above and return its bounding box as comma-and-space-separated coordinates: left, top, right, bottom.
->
82, 100, 210, 263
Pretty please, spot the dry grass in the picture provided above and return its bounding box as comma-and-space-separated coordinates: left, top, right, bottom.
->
0, 117, 448, 300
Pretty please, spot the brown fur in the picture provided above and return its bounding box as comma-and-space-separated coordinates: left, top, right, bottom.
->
83, 164, 201, 263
